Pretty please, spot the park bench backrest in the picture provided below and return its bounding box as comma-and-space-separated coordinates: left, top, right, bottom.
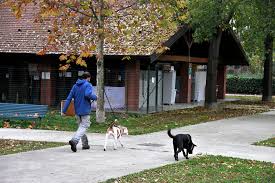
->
0, 103, 48, 119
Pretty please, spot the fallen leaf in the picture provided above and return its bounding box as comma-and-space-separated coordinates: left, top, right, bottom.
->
3, 121, 10, 128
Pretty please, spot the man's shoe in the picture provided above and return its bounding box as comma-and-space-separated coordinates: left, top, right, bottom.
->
82, 145, 90, 150
69, 140, 77, 152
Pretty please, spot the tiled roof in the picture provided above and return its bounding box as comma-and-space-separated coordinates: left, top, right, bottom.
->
0, 6, 52, 54
0, 4, 177, 56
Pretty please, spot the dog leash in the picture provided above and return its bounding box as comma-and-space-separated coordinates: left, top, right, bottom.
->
104, 89, 118, 120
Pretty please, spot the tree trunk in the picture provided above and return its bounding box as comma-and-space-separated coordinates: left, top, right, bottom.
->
205, 28, 222, 109
96, 42, 105, 123
262, 33, 273, 102
96, 0, 106, 123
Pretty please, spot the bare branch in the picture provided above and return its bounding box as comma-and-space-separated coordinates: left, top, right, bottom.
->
89, 1, 99, 22
56, 0, 92, 18
115, 2, 138, 13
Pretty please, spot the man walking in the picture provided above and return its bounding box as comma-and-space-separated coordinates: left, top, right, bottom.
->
62, 71, 97, 152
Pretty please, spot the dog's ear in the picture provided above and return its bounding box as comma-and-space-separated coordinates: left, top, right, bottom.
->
193, 144, 197, 147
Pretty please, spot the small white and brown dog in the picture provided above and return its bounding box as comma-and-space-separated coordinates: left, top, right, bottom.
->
104, 119, 128, 151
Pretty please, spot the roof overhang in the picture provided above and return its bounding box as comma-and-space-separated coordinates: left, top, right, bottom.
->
150, 26, 249, 66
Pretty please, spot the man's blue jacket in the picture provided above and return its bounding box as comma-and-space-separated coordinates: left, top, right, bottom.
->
62, 79, 97, 116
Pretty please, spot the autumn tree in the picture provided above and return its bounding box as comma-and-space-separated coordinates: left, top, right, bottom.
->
2, 0, 181, 122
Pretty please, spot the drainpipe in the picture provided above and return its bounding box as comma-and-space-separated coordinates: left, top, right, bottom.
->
161, 67, 164, 112
146, 64, 150, 114
155, 64, 159, 112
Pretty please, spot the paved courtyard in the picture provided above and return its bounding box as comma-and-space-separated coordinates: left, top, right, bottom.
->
0, 110, 275, 183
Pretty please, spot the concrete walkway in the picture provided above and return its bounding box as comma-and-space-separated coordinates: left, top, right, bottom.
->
0, 110, 275, 183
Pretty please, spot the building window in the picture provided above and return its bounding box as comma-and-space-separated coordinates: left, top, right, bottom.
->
65, 72, 72, 77
41, 72, 51, 79
78, 71, 84, 76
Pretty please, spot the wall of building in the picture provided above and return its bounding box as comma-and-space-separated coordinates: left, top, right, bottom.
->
0, 52, 228, 112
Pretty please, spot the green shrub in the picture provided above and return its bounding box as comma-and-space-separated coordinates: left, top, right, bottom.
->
227, 76, 275, 94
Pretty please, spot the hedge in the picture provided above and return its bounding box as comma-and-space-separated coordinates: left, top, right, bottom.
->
226, 76, 275, 94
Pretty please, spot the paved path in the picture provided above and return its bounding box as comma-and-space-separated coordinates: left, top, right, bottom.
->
0, 110, 275, 183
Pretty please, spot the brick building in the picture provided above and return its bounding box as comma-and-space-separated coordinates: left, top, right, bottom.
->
0, 5, 248, 113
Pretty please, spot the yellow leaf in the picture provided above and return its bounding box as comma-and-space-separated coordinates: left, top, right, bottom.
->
81, 62, 87, 67
122, 56, 131, 61
155, 46, 169, 54
37, 49, 46, 56
127, 47, 135, 53
59, 64, 70, 71
71, 26, 78, 33
97, 29, 104, 34
102, 9, 113, 16
76, 57, 87, 67
89, 45, 97, 51
76, 57, 83, 65
70, 55, 76, 60
59, 55, 67, 61
14, 8, 22, 18
80, 51, 91, 58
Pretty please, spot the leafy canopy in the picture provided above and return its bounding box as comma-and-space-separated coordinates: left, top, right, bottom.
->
187, 0, 245, 42
233, 0, 275, 59
2, 0, 188, 70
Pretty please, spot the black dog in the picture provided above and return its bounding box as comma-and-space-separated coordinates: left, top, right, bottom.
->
168, 129, 196, 161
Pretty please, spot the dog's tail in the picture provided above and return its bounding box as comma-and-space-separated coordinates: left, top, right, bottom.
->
167, 129, 175, 139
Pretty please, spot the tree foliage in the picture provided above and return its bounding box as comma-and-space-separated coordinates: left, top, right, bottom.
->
187, 0, 242, 42
1, 0, 187, 122
2, 0, 183, 69
233, 0, 274, 101
233, 0, 275, 59
185, 0, 245, 108
185, 0, 275, 106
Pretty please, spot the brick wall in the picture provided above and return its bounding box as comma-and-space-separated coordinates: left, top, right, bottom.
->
125, 61, 140, 111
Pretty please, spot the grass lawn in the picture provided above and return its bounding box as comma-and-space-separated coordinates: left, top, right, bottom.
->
1, 99, 272, 135
226, 95, 275, 109
0, 139, 66, 156
253, 137, 275, 147
104, 155, 275, 183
